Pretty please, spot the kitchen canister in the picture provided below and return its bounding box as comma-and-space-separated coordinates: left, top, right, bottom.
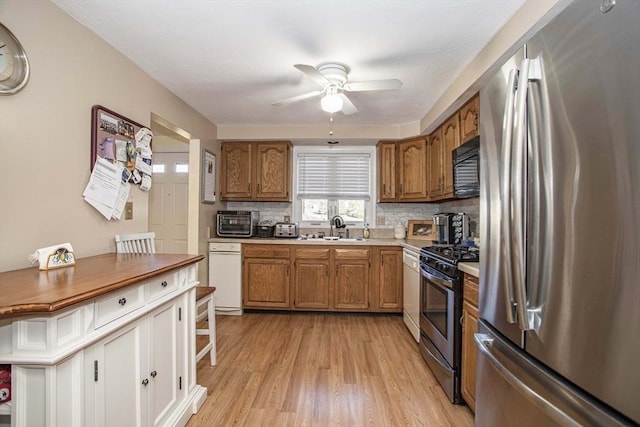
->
394, 224, 406, 239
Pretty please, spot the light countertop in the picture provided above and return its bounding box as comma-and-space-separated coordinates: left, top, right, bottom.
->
458, 262, 479, 277
208, 236, 429, 252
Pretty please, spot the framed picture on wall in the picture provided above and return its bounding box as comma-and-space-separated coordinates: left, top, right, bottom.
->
408, 219, 436, 241
201, 149, 216, 203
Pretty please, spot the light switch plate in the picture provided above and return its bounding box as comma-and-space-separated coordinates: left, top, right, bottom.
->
125, 202, 133, 220
376, 216, 385, 226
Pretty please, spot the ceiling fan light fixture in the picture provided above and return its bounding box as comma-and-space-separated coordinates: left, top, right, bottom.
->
321, 93, 343, 113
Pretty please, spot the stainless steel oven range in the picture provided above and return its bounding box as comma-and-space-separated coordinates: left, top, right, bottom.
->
419, 245, 479, 404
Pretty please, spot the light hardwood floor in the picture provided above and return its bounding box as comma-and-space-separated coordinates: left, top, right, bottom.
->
189, 313, 473, 426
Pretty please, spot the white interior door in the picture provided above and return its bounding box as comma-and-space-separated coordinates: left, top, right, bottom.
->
149, 152, 189, 253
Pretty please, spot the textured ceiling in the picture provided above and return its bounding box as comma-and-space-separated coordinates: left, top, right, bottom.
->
52, 0, 524, 131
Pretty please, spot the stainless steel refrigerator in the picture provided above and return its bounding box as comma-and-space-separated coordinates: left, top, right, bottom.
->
477, 0, 639, 425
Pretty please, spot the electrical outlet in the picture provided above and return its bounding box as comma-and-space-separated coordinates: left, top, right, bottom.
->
284, 215, 291, 223
125, 202, 133, 220
376, 216, 385, 226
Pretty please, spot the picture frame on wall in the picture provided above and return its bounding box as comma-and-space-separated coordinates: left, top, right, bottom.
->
407, 219, 436, 241
201, 149, 216, 204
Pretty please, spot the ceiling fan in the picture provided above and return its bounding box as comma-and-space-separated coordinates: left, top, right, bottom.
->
272, 63, 402, 115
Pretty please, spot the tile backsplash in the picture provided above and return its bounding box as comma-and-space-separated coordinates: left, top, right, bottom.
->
227, 197, 481, 237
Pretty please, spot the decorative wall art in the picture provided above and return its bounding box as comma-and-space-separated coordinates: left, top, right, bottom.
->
201, 149, 216, 203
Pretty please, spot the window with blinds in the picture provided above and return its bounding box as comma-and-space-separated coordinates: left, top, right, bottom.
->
293, 147, 375, 225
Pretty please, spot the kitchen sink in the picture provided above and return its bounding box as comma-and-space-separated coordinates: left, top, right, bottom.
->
297, 236, 367, 242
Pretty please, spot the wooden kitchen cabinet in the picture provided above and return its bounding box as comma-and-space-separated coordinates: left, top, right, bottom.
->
459, 94, 480, 143
398, 136, 429, 201
377, 137, 428, 202
442, 114, 461, 198
377, 140, 397, 201
461, 274, 479, 412
428, 127, 444, 199
243, 245, 291, 308
220, 142, 252, 199
372, 247, 403, 311
334, 248, 370, 310
220, 141, 291, 201
293, 248, 331, 309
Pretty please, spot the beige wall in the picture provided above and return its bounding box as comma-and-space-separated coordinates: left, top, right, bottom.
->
419, 0, 565, 133
0, 0, 220, 273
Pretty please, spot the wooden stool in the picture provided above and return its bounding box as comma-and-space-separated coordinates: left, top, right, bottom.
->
195, 286, 216, 366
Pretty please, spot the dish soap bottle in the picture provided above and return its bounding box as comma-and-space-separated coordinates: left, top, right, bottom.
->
363, 223, 370, 239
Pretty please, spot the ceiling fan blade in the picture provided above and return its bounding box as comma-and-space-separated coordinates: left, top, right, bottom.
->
339, 93, 358, 115
294, 64, 330, 86
272, 90, 324, 106
343, 79, 402, 92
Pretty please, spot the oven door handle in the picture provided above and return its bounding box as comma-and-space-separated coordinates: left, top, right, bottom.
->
422, 335, 452, 372
421, 265, 454, 290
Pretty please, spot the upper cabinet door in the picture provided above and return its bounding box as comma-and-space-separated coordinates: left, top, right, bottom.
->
442, 114, 460, 198
397, 137, 428, 201
220, 141, 292, 201
220, 142, 252, 200
428, 128, 443, 199
459, 94, 480, 144
377, 141, 397, 202
254, 142, 291, 201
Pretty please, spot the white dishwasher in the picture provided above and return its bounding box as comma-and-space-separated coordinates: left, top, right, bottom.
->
402, 248, 420, 342
208, 242, 242, 315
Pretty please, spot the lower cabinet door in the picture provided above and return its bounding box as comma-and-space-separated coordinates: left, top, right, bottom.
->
334, 260, 370, 310
294, 259, 330, 309
243, 258, 291, 308
461, 300, 479, 412
87, 320, 149, 427
148, 301, 184, 426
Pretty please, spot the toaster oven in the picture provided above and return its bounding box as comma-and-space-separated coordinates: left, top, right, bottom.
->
216, 210, 259, 238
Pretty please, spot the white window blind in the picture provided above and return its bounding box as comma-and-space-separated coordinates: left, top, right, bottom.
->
297, 153, 371, 200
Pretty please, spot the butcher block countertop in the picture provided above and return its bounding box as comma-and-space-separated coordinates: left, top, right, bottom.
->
0, 253, 204, 318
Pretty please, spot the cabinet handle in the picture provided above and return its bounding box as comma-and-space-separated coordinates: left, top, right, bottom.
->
141, 378, 149, 386
460, 311, 465, 327
400, 184, 403, 194
325, 265, 329, 276
150, 370, 157, 378
118, 298, 127, 306
161, 281, 168, 288
257, 183, 260, 194
383, 183, 386, 194
248, 183, 251, 194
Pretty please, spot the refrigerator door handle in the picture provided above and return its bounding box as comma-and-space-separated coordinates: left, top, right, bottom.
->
474, 332, 579, 426
524, 56, 546, 331
500, 68, 519, 325
512, 58, 532, 331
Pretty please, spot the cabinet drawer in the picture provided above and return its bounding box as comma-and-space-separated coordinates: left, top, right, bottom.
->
244, 245, 290, 258
94, 284, 145, 328
146, 272, 179, 303
295, 248, 330, 259
334, 248, 370, 259
463, 275, 479, 307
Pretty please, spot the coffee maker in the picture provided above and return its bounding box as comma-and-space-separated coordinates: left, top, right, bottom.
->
433, 213, 469, 244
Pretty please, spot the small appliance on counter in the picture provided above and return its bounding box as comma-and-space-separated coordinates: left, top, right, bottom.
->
433, 213, 469, 245
256, 220, 276, 238
216, 210, 259, 238
274, 222, 298, 238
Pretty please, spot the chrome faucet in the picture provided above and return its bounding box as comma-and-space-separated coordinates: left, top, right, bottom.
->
330, 215, 346, 237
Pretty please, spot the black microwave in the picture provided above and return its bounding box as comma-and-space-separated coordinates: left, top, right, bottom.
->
453, 136, 480, 198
